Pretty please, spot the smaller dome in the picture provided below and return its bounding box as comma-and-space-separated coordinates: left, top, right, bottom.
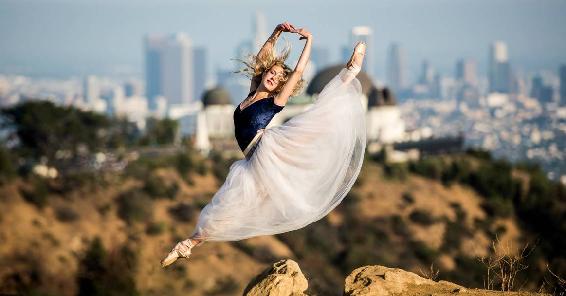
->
382, 87, 397, 105
202, 87, 232, 106
307, 64, 375, 97
367, 86, 397, 108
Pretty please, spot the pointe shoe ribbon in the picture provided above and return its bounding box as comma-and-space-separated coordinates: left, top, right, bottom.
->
160, 239, 194, 268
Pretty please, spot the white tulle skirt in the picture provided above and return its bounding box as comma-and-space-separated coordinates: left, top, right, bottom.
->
191, 67, 366, 241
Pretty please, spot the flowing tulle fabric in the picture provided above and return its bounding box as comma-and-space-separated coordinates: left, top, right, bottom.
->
191, 67, 366, 241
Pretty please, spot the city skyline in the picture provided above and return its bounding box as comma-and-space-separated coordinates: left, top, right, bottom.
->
1, 0, 565, 81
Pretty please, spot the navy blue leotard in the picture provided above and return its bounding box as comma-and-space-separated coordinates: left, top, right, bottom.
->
233, 91, 285, 153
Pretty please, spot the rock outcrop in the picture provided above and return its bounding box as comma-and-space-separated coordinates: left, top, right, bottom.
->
344, 265, 548, 296
243, 259, 308, 296
344, 265, 463, 295
244, 260, 550, 296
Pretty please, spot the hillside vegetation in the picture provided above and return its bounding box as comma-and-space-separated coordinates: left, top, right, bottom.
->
0, 101, 564, 295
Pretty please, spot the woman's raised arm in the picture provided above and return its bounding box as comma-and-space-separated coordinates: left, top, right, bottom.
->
250, 22, 296, 93
274, 28, 312, 105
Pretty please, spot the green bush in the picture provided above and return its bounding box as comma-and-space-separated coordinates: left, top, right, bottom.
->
467, 160, 515, 200
55, 206, 80, 223
410, 240, 439, 264
138, 117, 178, 146
383, 163, 408, 181
20, 176, 50, 208
143, 176, 178, 200
370, 148, 387, 164
409, 209, 436, 226
409, 157, 444, 180
116, 190, 153, 224
465, 148, 492, 160
123, 155, 175, 179
390, 215, 409, 237
205, 276, 239, 296
441, 255, 486, 288
401, 191, 415, 204
441, 159, 471, 186
480, 198, 514, 218
0, 145, 16, 184
146, 221, 167, 236
195, 160, 208, 176
167, 202, 195, 222
76, 237, 140, 296
441, 218, 472, 252
52, 172, 103, 196
175, 152, 193, 178
450, 202, 466, 221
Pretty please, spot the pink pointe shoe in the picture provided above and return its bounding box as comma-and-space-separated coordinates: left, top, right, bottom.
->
346, 41, 366, 72
160, 239, 194, 268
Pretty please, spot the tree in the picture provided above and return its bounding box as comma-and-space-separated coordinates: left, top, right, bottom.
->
139, 117, 178, 146
1, 100, 111, 164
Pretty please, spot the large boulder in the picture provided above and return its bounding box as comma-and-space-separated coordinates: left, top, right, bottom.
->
243, 259, 308, 296
344, 265, 550, 296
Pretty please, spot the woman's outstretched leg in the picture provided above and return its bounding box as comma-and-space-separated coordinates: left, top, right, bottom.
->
160, 235, 205, 268
340, 41, 366, 83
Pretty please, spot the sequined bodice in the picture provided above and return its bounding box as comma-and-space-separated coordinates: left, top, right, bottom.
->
233, 91, 284, 152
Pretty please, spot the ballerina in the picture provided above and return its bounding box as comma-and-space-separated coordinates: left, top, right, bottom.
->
161, 21, 367, 268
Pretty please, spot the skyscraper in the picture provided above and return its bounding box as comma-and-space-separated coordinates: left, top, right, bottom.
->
145, 34, 167, 110
145, 33, 204, 109
387, 43, 406, 93
193, 46, 208, 102
419, 60, 434, 85
162, 33, 193, 106
252, 11, 268, 54
560, 65, 566, 106
489, 41, 512, 93
349, 26, 374, 77
83, 75, 100, 105
124, 80, 142, 97
531, 75, 554, 103
456, 58, 477, 86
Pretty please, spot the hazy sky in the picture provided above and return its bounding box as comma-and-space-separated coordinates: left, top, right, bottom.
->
1, 0, 565, 81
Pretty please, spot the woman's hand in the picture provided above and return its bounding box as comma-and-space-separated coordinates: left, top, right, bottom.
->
276, 22, 297, 33
294, 28, 312, 40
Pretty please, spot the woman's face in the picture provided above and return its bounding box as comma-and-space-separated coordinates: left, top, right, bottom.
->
262, 65, 286, 92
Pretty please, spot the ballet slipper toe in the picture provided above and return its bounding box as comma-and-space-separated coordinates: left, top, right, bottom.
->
161, 250, 180, 268
160, 239, 194, 268
346, 42, 366, 72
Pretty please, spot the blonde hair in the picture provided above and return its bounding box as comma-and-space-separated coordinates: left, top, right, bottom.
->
234, 41, 305, 97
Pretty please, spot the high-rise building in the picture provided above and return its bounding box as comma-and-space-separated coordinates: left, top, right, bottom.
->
83, 75, 100, 105
489, 41, 512, 93
145, 34, 167, 110
349, 26, 374, 77
124, 80, 143, 97
419, 60, 434, 85
145, 33, 204, 110
456, 58, 477, 86
387, 43, 406, 93
252, 11, 268, 54
560, 65, 566, 106
162, 33, 193, 106
193, 46, 208, 102
531, 75, 554, 103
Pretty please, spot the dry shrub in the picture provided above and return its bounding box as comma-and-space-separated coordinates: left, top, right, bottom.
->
479, 236, 533, 291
